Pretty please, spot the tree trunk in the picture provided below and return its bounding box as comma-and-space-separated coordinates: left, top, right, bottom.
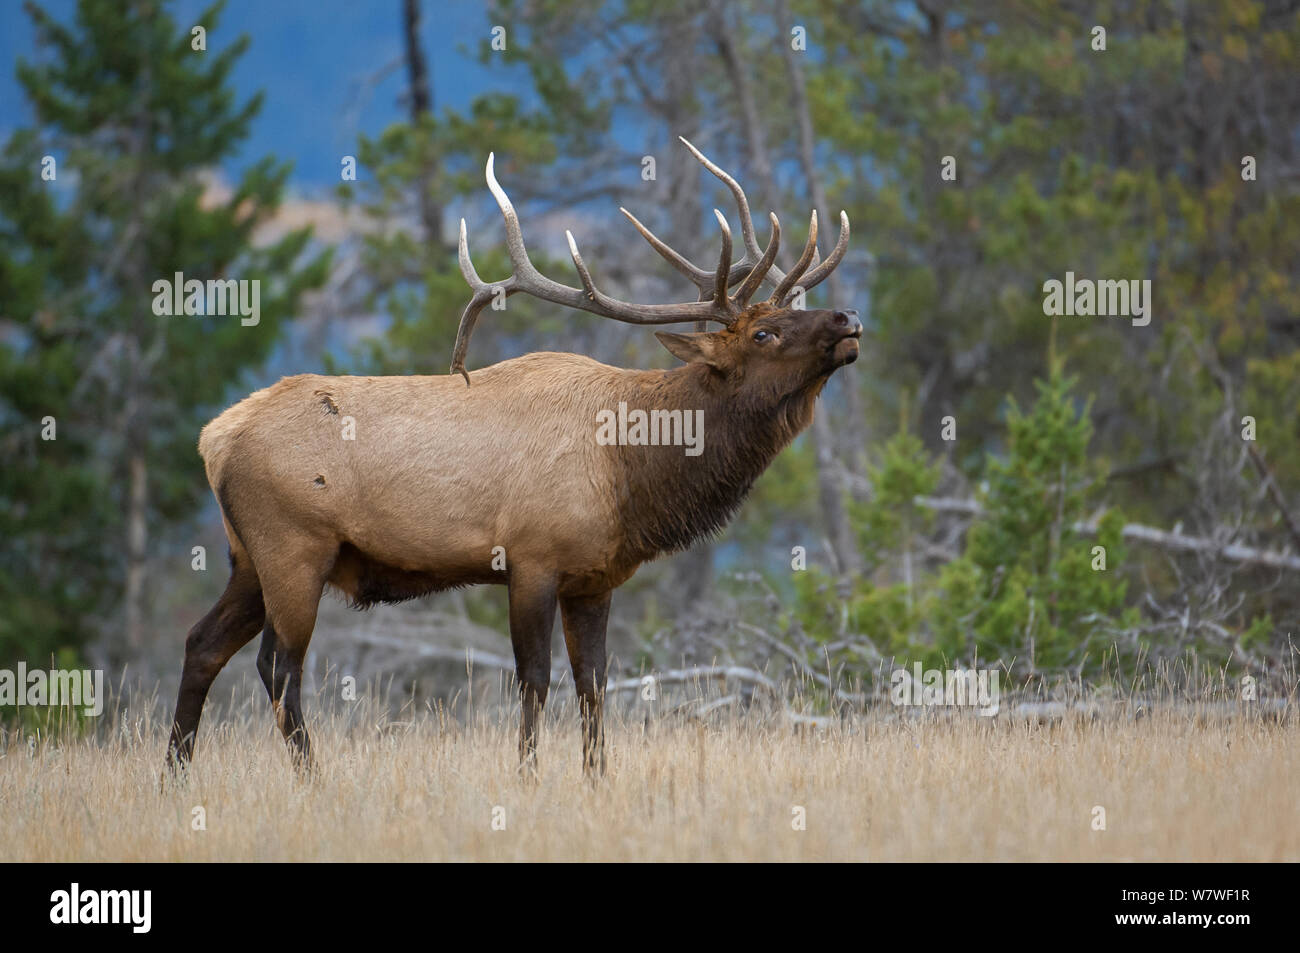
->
709, 0, 777, 198
402, 0, 444, 248
122, 30, 152, 652
772, 0, 863, 576
661, 12, 714, 604
811, 407, 855, 576
124, 450, 148, 649
775, 0, 866, 476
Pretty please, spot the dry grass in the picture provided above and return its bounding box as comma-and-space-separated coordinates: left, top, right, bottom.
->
2, 682, 1297, 862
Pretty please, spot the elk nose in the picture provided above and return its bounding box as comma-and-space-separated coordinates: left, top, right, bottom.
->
832, 310, 863, 335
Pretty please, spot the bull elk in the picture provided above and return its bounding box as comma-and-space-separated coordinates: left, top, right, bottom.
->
165, 137, 859, 776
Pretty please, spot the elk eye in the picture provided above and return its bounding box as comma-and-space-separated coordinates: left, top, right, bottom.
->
753, 329, 772, 343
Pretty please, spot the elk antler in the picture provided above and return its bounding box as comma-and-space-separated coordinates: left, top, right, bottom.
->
674, 137, 850, 304
451, 140, 849, 383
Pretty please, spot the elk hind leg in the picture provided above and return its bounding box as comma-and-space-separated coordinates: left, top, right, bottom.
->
508, 570, 558, 774
166, 552, 265, 769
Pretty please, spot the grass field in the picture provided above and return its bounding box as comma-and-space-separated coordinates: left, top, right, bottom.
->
2, 678, 1296, 862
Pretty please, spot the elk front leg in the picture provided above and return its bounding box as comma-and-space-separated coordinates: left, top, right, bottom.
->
256, 621, 314, 770
255, 554, 329, 772
560, 590, 611, 776
507, 570, 557, 774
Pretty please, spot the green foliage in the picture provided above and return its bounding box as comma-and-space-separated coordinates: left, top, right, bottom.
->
0, 0, 328, 662
935, 364, 1134, 669
852, 423, 941, 572
808, 2, 1300, 548
796, 364, 1135, 675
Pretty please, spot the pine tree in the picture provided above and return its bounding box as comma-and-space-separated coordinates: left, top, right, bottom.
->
934, 362, 1131, 671
795, 364, 1133, 677
0, 0, 329, 663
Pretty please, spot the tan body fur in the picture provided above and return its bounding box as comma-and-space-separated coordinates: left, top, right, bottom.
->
201, 350, 815, 609
203, 354, 638, 602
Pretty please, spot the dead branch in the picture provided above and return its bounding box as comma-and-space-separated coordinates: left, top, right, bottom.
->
913, 496, 1300, 573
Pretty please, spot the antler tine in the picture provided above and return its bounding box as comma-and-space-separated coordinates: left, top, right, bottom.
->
556, 226, 734, 325
679, 137, 853, 305
793, 210, 850, 294
770, 211, 819, 306
457, 216, 484, 290
622, 205, 760, 294
451, 216, 504, 384
484, 153, 540, 283
619, 206, 714, 293
711, 209, 735, 313
734, 212, 781, 307
618, 141, 801, 303
678, 136, 783, 290
565, 229, 597, 301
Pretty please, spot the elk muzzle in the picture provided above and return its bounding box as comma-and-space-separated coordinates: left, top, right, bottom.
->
826, 309, 863, 366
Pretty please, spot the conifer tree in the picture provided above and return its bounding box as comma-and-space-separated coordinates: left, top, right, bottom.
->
0, 0, 329, 661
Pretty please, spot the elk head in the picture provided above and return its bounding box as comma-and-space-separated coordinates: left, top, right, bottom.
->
450, 136, 858, 398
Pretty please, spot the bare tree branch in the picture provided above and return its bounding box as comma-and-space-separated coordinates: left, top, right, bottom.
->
913, 495, 1300, 572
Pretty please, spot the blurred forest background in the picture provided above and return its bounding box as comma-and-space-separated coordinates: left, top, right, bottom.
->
3, 0, 1299, 710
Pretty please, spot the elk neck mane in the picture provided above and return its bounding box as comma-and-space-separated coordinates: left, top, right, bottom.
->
612, 359, 826, 561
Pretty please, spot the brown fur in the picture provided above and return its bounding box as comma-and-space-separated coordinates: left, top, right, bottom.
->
166, 304, 861, 775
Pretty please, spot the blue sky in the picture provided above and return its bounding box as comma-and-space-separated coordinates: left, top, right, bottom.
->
0, 0, 513, 193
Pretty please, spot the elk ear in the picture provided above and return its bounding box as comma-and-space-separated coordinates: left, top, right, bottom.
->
654, 331, 722, 367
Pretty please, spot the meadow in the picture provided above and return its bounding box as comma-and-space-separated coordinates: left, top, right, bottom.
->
2, 678, 1295, 862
